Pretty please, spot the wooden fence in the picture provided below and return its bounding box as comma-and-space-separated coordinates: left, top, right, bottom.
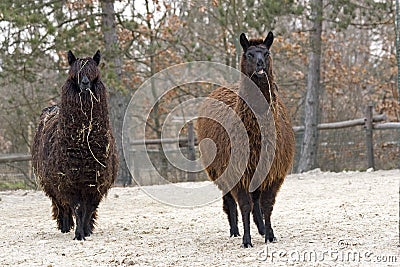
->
129, 107, 398, 174
1, 106, 399, 185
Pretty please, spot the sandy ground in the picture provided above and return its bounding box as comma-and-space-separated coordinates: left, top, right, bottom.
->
0, 169, 398, 266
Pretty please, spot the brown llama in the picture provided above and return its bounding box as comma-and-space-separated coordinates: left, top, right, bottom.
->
32, 50, 118, 240
197, 32, 295, 247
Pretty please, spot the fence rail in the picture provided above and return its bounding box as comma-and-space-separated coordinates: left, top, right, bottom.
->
0, 153, 31, 164
373, 122, 400, 129
292, 114, 387, 132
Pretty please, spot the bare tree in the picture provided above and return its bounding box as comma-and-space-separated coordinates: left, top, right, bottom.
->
100, 0, 131, 184
396, 0, 400, 108
297, 0, 323, 173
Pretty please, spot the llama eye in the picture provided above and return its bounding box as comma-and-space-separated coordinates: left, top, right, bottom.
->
247, 53, 254, 59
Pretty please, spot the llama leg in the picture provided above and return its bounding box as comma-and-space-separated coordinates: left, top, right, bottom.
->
83, 202, 98, 237
51, 199, 73, 233
51, 199, 63, 231
86, 209, 97, 237
223, 192, 239, 237
60, 207, 74, 233
73, 202, 87, 240
251, 188, 266, 236
237, 188, 252, 248
260, 179, 283, 243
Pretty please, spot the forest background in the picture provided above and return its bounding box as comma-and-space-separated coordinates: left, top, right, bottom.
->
0, 0, 398, 184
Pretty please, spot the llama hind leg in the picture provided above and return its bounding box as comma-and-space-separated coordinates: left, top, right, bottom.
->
236, 188, 252, 248
251, 189, 266, 236
83, 202, 98, 237
61, 207, 74, 233
260, 179, 283, 243
51, 199, 73, 233
223, 192, 239, 237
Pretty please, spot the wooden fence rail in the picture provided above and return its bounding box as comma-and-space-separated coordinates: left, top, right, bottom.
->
373, 122, 400, 129
0, 153, 32, 164
292, 114, 386, 132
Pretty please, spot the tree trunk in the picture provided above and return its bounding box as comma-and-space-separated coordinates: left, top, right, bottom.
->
144, 0, 169, 179
100, 0, 131, 185
396, 0, 400, 110
297, 0, 323, 173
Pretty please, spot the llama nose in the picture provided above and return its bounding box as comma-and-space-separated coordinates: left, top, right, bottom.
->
82, 76, 90, 85
257, 58, 265, 68
81, 76, 90, 90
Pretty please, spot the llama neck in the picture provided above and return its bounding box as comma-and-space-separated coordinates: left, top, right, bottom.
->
238, 73, 276, 106
232, 76, 278, 160
235, 73, 279, 131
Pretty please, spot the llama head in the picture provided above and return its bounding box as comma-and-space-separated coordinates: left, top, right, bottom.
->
240, 32, 274, 80
67, 50, 101, 92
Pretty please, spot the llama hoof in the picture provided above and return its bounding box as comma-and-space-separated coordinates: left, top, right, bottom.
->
258, 226, 266, 236
73, 235, 86, 241
230, 228, 240, 237
74, 231, 86, 241
265, 236, 277, 243
84, 227, 93, 237
61, 228, 70, 234
61, 221, 73, 233
265, 229, 276, 243
84, 230, 92, 237
241, 236, 252, 248
241, 242, 253, 248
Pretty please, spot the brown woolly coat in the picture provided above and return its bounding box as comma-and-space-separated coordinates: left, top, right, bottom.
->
197, 39, 295, 197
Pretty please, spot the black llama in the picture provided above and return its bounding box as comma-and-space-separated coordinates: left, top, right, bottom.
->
32, 50, 118, 240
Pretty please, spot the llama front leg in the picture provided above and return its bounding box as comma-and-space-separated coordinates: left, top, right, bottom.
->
236, 188, 252, 248
223, 192, 239, 237
73, 203, 87, 240
251, 188, 266, 236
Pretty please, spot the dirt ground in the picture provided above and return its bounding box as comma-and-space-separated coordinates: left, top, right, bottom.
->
0, 169, 398, 266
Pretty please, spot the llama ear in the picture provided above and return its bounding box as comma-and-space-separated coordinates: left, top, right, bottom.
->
240, 33, 250, 52
67, 50, 76, 66
263, 31, 274, 49
93, 50, 101, 66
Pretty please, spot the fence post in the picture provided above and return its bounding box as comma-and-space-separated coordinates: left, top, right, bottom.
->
129, 149, 137, 186
28, 122, 33, 181
365, 105, 375, 169
187, 121, 196, 181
